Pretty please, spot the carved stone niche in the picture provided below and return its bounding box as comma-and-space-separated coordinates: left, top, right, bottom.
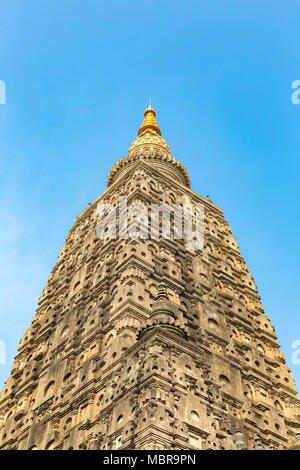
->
89, 432, 105, 450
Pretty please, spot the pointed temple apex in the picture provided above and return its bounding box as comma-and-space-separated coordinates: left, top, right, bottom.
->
138, 101, 161, 136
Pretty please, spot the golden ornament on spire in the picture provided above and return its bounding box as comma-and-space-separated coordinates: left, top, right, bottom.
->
138, 99, 161, 136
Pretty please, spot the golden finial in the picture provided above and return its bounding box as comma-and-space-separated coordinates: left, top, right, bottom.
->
138, 99, 161, 136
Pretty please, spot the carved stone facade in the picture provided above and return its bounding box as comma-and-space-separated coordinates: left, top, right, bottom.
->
0, 106, 299, 450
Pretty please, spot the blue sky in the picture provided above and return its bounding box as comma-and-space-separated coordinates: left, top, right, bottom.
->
0, 0, 299, 391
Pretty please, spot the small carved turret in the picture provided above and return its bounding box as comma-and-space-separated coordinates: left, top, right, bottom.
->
138, 283, 189, 339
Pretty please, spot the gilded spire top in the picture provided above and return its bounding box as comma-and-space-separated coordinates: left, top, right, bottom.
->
107, 101, 191, 188
138, 99, 162, 136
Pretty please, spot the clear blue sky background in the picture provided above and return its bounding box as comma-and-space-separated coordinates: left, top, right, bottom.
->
0, 1, 299, 392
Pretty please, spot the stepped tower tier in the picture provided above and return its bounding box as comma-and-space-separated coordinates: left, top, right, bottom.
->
0, 105, 299, 451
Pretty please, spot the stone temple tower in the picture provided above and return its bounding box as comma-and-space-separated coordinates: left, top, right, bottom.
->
0, 105, 299, 451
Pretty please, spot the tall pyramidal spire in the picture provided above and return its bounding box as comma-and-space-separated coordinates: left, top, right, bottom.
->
0, 105, 299, 451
